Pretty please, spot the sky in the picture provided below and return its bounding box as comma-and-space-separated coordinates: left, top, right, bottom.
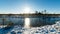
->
0, 0, 60, 14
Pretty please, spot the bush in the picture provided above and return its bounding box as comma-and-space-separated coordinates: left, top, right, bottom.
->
7, 22, 14, 27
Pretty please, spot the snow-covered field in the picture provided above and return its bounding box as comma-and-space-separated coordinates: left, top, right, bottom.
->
7, 22, 60, 34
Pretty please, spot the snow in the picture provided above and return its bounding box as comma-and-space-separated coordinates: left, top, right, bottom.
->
0, 21, 60, 34
6, 22, 60, 34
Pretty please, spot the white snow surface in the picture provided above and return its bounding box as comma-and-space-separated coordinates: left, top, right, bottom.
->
7, 22, 60, 34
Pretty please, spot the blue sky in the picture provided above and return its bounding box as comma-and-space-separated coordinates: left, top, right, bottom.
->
0, 0, 60, 14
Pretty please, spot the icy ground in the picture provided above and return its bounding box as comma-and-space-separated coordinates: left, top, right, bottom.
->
7, 22, 60, 34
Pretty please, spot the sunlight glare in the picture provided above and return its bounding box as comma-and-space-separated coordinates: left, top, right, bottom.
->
24, 18, 30, 28
24, 7, 30, 13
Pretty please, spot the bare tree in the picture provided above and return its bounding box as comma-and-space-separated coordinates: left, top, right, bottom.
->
44, 10, 46, 14
35, 11, 38, 14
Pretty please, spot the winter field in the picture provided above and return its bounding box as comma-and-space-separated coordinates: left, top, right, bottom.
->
0, 21, 59, 34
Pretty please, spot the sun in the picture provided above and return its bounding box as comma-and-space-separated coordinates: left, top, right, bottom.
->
23, 7, 31, 13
